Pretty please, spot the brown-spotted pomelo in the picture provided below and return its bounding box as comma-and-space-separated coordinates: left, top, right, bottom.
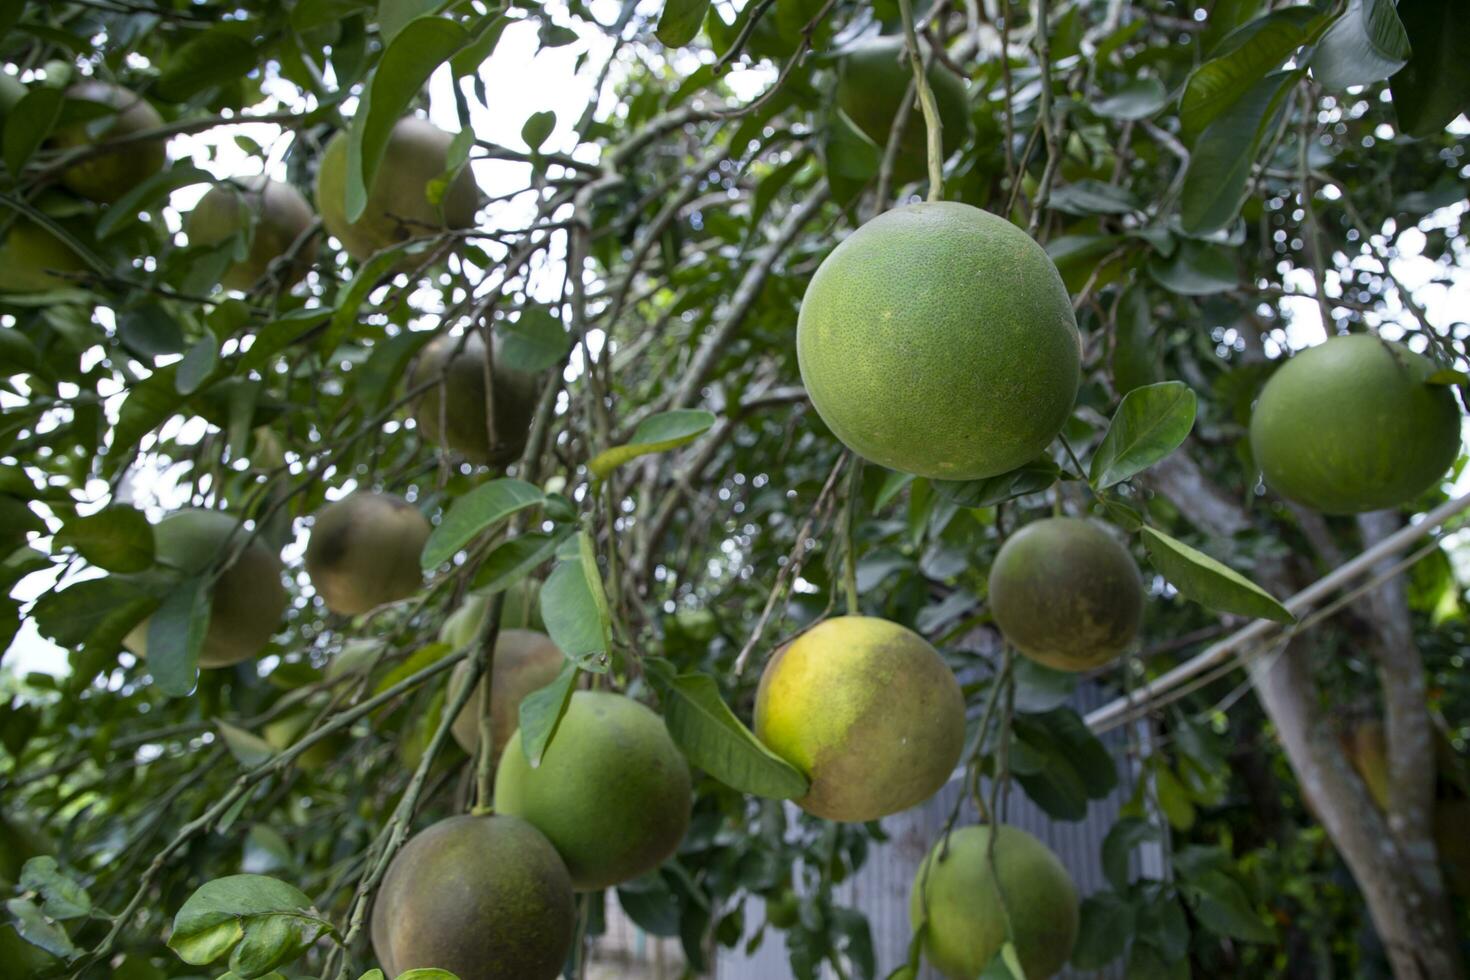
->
988, 517, 1143, 671
185, 177, 318, 290
494, 691, 691, 891
54, 81, 166, 203
446, 629, 564, 759
314, 115, 479, 261
910, 824, 1079, 979
754, 615, 965, 821
835, 35, 971, 184
122, 509, 287, 668
797, 202, 1080, 480
304, 491, 430, 615
410, 331, 540, 465
370, 813, 574, 980
1250, 334, 1461, 514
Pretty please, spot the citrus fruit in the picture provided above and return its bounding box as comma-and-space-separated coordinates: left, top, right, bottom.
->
122, 509, 287, 668
754, 615, 965, 821
1250, 334, 1461, 514
185, 177, 318, 290
371, 813, 574, 980
494, 690, 691, 890
910, 824, 1079, 979
988, 517, 1143, 671
410, 331, 540, 465
446, 629, 565, 760
305, 492, 430, 615
314, 116, 479, 261
54, 81, 166, 203
797, 201, 1080, 479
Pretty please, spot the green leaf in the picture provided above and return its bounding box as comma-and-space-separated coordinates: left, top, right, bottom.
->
118, 303, 186, 358
1101, 817, 1159, 890
397, 970, 462, 980
216, 719, 275, 767
356, 972, 387, 980
1112, 285, 1159, 394
346, 16, 491, 223
521, 110, 556, 151
1048, 179, 1140, 216
31, 575, 159, 652
1011, 707, 1118, 820
4, 87, 64, 176
1147, 240, 1239, 295
426, 126, 474, 208
497, 307, 566, 373
1179, 7, 1318, 139
107, 364, 187, 470
1183, 870, 1274, 943
518, 659, 579, 768
19, 858, 92, 921
1092, 77, 1168, 120
588, 410, 717, 480
1071, 892, 1134, 969
1312, 0, 1410, 90
1180, 69, 1299, 235
656, 0, 711, 47
931, 457, 1060, 507
100, 163, 213, 239
321, 240, 422, 354
167, 875, 327, 974
419, 479, 543, 570
177, 337, 220, 395
156, 28, 259, 102
643, 658, 809, 799
1089, 381, 1197, 489
377, 0, 450, 43
1390, 0, 1470, 137
6, 898, 77, 959
242, 308, 333, 371
55, 505, 155, 573
538, 532, 611, 669
372, 641, 453, 693
1141, 525, 1294, 623
1154, 763, 1196, 830
469, 531, 564, 594
147, 579, 212, 697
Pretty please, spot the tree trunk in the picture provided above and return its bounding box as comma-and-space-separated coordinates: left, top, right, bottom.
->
1146, 454, 1466, 979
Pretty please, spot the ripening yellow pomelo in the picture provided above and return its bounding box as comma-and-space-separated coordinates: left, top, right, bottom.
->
1250, 334, 1461, 514
185, 177, 318, 291
754, 616, 965, 822
910, 825, 1079, 979
122, 509, 287, 668
371, 814, 575, 980
494, 691, 692, 891
835, 36, 971, 184
446, 629, 564, 760
314, 116, 479, 261
797, 202, 1080, 480
410, 331, 540, 465
53, 81, 166, 203
988, 517, 1143, 672
304, 492, 430, 615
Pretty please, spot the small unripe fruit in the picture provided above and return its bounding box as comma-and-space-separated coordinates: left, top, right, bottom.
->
305, 492, 430, 615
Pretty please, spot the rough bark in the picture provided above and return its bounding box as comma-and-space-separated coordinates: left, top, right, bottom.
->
1146, 453, 1465, 979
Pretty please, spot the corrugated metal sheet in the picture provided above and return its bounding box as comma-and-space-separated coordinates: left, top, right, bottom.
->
715, 680, 1164, 979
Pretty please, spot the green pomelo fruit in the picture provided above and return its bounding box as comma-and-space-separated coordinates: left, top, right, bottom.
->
410, 331, 540, 465
910, 824, 1080, 979
263, 708, 346, 771
305, 491, 430, 615
446, 629, 565, 759
314, 116, 480, 262
988, 517, 1143, 671
122, 509, 287, 668
835, 35, 971, 184
797, 201, 1080, 480
185, 177, 318, 291
494, 690, 692, 891
0, 219, 86, 293
440, 580, 545, 647
54, 81, 166, 203
754, 615, 965, 822
370, 813, 574, 980
1250, 334, 1462, 514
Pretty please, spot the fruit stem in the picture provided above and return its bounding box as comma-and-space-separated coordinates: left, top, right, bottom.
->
840, 454, 864, 615
897, 0, 946, 202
